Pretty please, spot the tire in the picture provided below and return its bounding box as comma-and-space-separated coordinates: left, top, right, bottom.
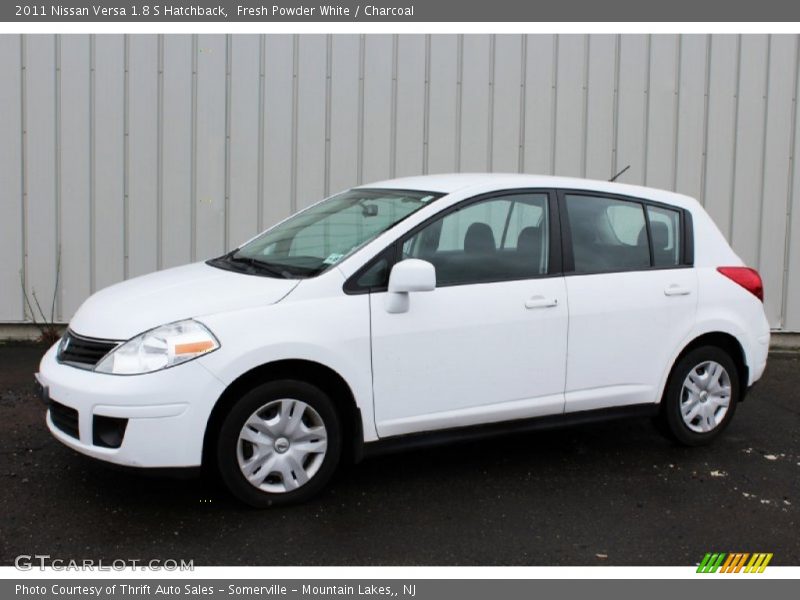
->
659, 345, 740, 446
216, 380, 341, 507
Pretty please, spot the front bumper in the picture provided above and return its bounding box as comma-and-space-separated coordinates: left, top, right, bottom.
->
36, 343, 226, 468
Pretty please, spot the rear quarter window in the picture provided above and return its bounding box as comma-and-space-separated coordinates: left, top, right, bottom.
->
647, 205, 682, 267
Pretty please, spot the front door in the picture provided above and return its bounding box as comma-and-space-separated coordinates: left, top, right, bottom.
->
369, 191, 568, 438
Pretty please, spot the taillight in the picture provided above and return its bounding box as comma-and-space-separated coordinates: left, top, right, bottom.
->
717, 266, 764, 302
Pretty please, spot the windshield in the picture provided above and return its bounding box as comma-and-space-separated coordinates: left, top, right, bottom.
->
208, 188, 441, 278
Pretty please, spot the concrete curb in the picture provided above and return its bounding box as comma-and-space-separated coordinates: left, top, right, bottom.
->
769, 333, 800, 353
0, 324, 67, 342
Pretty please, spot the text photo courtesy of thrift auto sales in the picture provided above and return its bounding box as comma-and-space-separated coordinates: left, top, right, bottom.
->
15, 583, 417, 597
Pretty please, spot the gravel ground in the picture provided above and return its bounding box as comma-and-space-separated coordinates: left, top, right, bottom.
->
0, 342, 797, 566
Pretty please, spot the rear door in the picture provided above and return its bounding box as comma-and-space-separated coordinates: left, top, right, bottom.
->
559, 191, 698, 412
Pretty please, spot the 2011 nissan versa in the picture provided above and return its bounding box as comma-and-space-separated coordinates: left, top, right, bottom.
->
36, 174, 770, 506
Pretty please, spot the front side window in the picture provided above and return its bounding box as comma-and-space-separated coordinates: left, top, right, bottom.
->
564, 194, 650, 273
210, 188, 440, 278
401, 193, 549, 286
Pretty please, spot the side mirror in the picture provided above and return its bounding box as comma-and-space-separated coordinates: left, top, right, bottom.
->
385, 259, 436, 314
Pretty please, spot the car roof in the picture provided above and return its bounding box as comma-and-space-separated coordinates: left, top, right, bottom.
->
358, 173, 697, 210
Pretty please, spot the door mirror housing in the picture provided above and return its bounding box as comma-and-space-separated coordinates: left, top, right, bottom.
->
385, 259, 436, 313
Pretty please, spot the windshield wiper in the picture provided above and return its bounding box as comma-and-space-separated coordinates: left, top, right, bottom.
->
229, 255, 293, 278
215, 253, 294, 279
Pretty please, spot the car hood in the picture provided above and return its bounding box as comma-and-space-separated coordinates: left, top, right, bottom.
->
68, 262, 300, 340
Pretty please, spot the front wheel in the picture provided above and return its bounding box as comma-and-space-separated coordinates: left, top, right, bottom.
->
659, 346, 740, 446
216, 380, 341, 507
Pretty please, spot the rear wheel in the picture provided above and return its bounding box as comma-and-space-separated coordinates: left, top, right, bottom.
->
659, 346, 740, 446
216, 380, 341, 507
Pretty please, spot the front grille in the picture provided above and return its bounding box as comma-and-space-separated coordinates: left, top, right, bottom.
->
57, 330, 119, 369
49, 400, 79, 439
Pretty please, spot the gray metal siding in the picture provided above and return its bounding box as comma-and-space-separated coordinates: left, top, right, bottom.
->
1, 33, 799, 330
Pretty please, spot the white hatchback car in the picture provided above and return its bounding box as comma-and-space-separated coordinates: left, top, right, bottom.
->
37, 174, 770, 506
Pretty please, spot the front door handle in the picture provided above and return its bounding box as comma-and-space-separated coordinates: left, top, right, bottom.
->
664, 284, 691, 296
525, 296, 559, 309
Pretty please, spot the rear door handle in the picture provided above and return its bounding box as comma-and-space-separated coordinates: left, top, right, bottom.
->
525, 296, 559, 309
664, 285, 691, 296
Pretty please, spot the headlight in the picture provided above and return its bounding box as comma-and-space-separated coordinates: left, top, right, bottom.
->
95, 320, 220, 375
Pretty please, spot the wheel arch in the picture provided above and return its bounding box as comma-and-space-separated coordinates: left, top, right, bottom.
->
663, 331, 749, 404
202, 359, 364, 471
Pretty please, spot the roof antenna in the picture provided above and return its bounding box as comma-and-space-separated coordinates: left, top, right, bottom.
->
609, 165, 630, 183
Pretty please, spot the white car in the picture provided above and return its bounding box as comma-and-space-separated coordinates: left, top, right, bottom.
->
36, 174, 770, 506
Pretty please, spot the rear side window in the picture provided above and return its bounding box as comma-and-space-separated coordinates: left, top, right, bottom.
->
647, 205, 681, 267
565, 194, 650, 273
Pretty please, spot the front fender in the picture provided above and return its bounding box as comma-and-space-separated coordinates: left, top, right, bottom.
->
197, 294, 377, 441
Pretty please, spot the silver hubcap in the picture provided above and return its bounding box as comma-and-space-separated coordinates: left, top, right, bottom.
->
680, 360, 731, 433
236, 399, 328, 494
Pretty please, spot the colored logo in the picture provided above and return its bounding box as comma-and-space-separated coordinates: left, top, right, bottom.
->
697, 552, 773, 573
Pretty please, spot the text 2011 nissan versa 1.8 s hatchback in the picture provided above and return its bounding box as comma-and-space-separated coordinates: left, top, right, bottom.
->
37, 174, 770, 506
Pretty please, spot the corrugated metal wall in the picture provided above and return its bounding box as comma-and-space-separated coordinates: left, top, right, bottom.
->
1, 34, 799, 330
